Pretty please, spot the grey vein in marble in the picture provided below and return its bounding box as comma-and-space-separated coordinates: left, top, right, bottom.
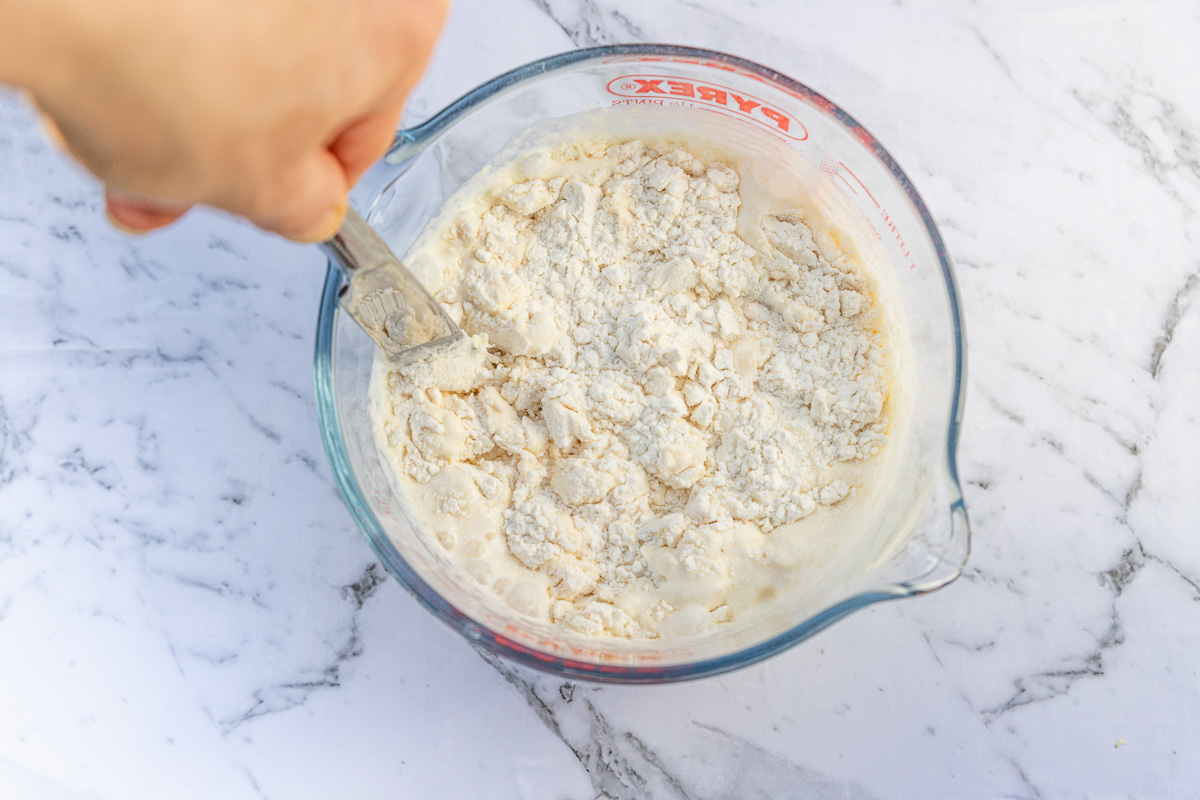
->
220, 565, 385, 733
529, 0, 645, 47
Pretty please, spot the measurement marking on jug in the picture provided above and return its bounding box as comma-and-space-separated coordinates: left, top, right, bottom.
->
837, 162, 881, 209
836, 162, 914, 269
833, 172, 862, 201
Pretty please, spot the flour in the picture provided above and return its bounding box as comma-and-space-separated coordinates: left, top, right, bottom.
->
373, 132, 890, 640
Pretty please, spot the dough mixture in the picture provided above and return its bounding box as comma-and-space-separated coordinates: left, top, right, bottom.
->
371, 127, 892, 640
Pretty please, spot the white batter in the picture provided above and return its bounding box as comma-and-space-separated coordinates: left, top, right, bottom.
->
370, 111, 904, 640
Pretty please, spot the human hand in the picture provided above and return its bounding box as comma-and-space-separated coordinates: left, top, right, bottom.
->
9, 0, 447, 241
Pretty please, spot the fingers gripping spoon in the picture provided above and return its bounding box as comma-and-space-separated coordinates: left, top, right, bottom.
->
323, 208, 463, 365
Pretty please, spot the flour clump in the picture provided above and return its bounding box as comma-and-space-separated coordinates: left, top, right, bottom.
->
373, 134, 890, 640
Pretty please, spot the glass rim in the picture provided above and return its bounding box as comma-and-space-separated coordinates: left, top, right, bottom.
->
314, 43, 970, 684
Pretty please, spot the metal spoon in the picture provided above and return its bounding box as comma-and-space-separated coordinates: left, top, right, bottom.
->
323, 208, 463, 365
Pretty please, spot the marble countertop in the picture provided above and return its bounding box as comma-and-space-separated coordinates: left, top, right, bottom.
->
2, 1, 1198, 798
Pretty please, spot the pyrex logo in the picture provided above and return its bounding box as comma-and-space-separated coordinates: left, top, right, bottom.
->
606, 75, 808, 141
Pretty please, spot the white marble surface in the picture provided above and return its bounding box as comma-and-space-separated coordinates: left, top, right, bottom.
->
2, 1, 1198, 797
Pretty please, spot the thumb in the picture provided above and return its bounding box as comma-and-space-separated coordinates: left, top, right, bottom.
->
249, 148, 350, 243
